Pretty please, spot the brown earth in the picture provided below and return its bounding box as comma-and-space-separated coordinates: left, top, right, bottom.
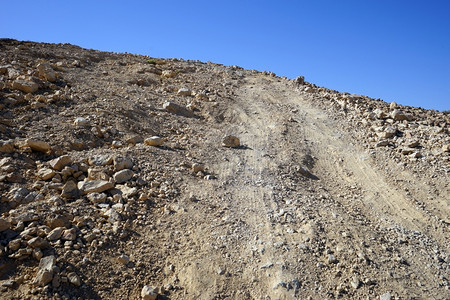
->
0, 39, 449, 300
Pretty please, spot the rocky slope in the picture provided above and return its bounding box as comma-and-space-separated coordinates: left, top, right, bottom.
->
0, 39, 448, 299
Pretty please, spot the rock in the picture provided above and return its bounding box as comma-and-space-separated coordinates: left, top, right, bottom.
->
350, 276, 360, 289
0, 218, 11, 232
141, 285, 158, 300
116, 185, 138, 198
49, 155, 72, 171
26, 139, 51, 153
89, 155, 113, 166
376, 140, 390, 147
114, 169, 133, 184
87, 192, 107, 203
46, 227, 64, 241
177, 88, 191, 96
12, 80, 39, 93
163, 101, 195, 117
162, 70, 176, 78
113, 157, 133, 171
192, 163, 205, 173
222, 135, 240, 148
294, 76, 305, 85
0, 140, 14, 153
37, 168, 55, 180
27, 237, 50, 249
62, 228, 77, 241
144, 136, 164, 147
61, 181, 80, 199
78, 180, 114, 194
37, 63, 56, 82
373, 108, 388, 119
117, 254, 130, 264
389, 102, 397, 110
33, 256, 56, 286
46, 215, 70, 229
391, 109, 412, 121
74, 117, 89, 126
406, 140, 420, 148
380, 292, 392, 300
442, 144, 450, 152
67, 272, 81, 286
327, 254, 338, 264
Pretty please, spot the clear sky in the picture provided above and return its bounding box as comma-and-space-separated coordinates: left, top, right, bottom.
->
1, 0, 449, 111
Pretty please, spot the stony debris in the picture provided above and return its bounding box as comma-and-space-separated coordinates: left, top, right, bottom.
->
0, 39, 447, 300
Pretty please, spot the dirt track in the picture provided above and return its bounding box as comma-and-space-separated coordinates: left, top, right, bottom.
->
0, 40, 448, 299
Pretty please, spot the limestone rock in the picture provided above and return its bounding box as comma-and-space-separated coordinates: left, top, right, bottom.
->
74, 117, 89, 126
27, 237, 50, 249
144, 136, 164, 147
61, 181, 80, 199
222, 135, 240, 148
12, 80, 39, 93
177, 88, 191, 96
114, 169, 133, 184
373, 108, 388, 119
163, 101, 195, 117
391, 109, 412, 121
26, 139, 51, 153
113, 157, 133, 171
442, 144, 450, 152
87, 192, 107, 203
37, 168, 55, 180
380, 293, 392, 300
89, 155, 113, 166
192, 163, 205, 173
0, 218, 11, 232
46, 227, 64, 241
117, 254, 130, 264
62, 228, 77, 241
141, 285, 158, 300
78, 180, 114, 194
33, 256, 56, 286
294, 76, 305, 85
37, 63, 56, 82
49, 155, 72, 171
67, 272, 81, 286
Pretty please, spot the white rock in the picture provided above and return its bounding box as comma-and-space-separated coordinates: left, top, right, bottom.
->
145, 136, 164, 147
114, 169, 133, 183
177, 88, 191, 96
78, 180, 114, 194
113, 157, 133, 171
141, 285, 158, 300
74, 117, 89, 126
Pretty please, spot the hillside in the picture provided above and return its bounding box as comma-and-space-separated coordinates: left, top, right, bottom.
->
0, 39, 449, 300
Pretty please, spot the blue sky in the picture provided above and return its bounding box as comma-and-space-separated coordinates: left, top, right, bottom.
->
1, 1, 449, 111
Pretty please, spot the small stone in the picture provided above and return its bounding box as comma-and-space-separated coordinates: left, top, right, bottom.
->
442, 144, 450, 152
33, 256, 56, 286
37, 63, 56, 82
177, 88, 191, 96
67, 272, 81, 286
117, 254, 130, 264
26, 139, 51, 153
74, 117, 89, 126
27, 237, 50, 249
46, 227, 64, 241
37, 168, 55, 180
78, 180, 114, 194
327, 254, 338, 264
113, 157, 133, 171
191, 163, 204, 173
87, 192, 107, 204
379, 292, 392, 300
141, 285, 158, 300
222, 135, 240, 148
163, 101, 195, 117
61, 181, 80, 199
351, 276, 360, 289
61, 228, 77, 241
389, 102, 397, 110
89, 155, 113, 166
391, 109, 412, 121
114, 169, 133, 184
144, 136, 164, 147
49, 155, 72, 171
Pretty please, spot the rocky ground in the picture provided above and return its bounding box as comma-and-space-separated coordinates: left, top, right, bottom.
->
0, 39, 448, 300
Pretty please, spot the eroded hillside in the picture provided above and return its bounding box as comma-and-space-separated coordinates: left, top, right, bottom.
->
0, 39, 449, 299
